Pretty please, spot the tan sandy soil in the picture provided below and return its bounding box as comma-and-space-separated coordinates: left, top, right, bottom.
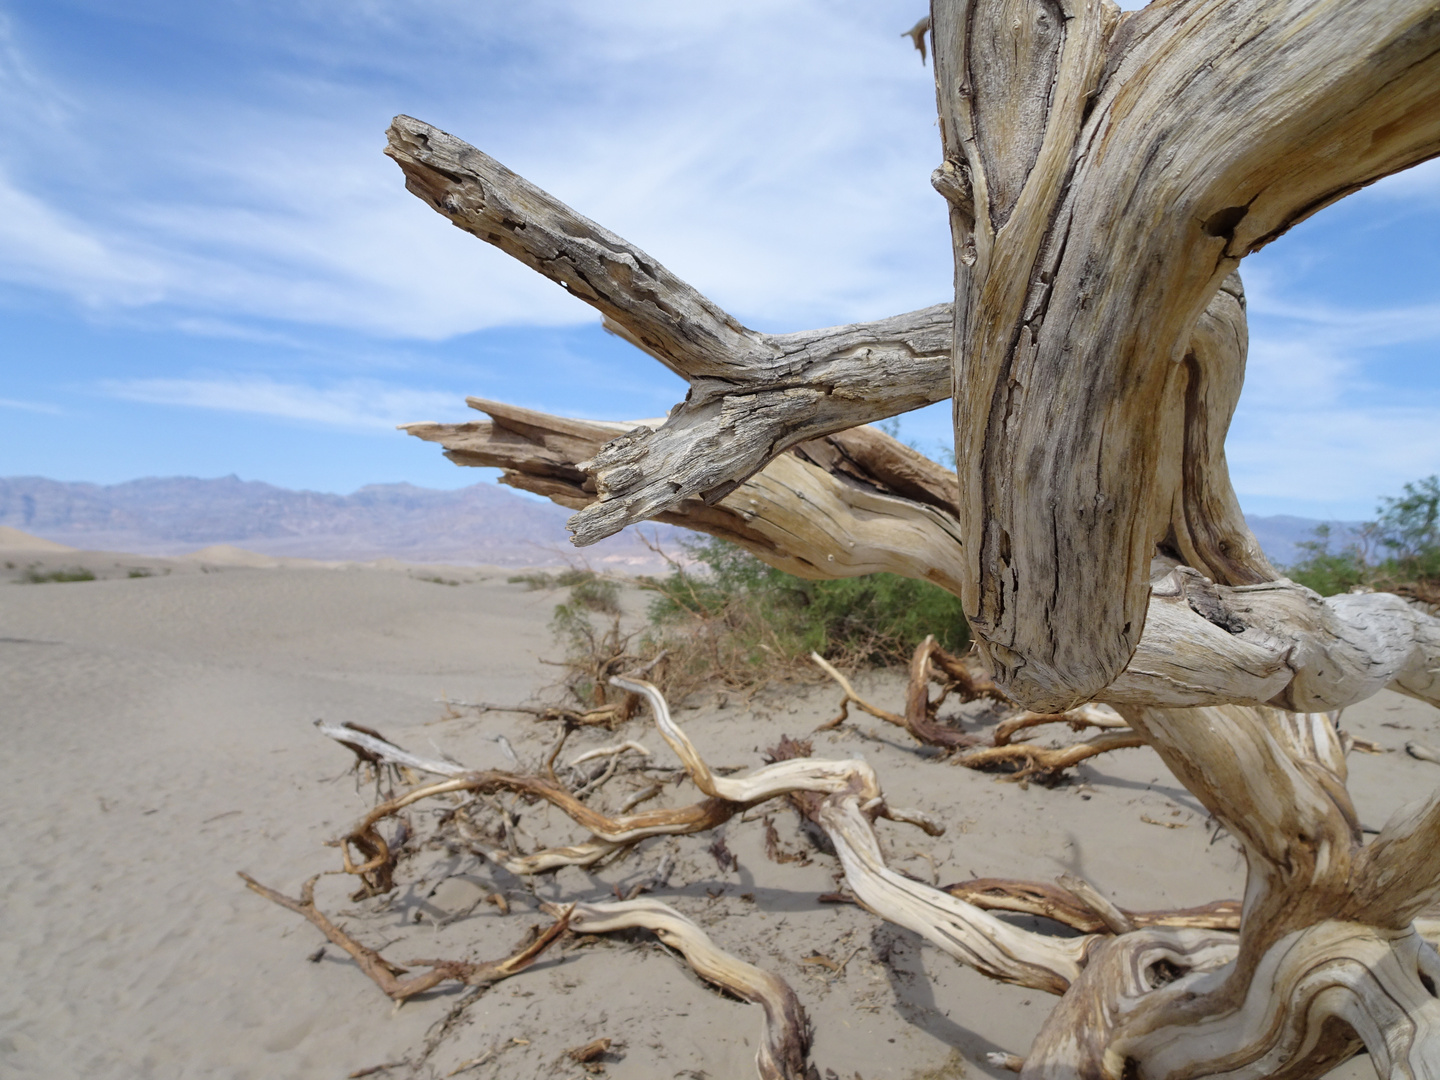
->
3, 535, 1436, 1079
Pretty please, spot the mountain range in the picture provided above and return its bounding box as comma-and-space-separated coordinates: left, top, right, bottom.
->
0, 475, 683, 568
0, 474, 1356, 570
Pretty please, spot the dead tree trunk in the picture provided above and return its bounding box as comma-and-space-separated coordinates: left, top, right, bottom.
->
389, 2, 1440, 1076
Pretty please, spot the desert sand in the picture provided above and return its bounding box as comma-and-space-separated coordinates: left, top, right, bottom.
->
3, 528, 1437, 1079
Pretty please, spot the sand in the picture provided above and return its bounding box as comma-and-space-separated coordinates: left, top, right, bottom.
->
3, 534, 1438, 1079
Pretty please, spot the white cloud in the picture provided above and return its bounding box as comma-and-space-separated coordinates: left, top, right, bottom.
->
1363, 157, 1440, 206
1228, 287, 1440, 517
0, 1, 952, 338
100, 376, 462, 431
0, 397, 63, 414
1244, 292, 1440, 350
0, 169, 166, 306
1227, 404, 1440, 515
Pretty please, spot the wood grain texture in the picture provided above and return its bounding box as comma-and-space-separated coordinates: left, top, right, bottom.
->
560, 899, 815, 1080
385, 115, 952, 545
934, 0, 1440, 709
388, 5, 1440, 1073
387, 116, 1269, 578
406, 404, 1440, 715
1086, 702, 1440, 1080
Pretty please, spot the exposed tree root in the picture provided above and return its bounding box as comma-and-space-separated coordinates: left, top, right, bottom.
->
950, 731, 1146, 781
437, 697, 633, 729
237, 872, 570, 1001
811, 643, 1142, 780
313, 682, 1103, 1001
260, 682, 1440, 1080
543, 898, 819, 1080
942, 877, 1243, 935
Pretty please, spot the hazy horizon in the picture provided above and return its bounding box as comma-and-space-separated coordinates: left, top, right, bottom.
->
0, 1, 1435, 521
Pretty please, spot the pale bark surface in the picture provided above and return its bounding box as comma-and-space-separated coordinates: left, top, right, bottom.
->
934, 0, 1440, 709
407, 407, 1440, 716
389, 1, 1440, 1076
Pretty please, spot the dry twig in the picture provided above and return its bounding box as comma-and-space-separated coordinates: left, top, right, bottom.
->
237, 873, 570, 1001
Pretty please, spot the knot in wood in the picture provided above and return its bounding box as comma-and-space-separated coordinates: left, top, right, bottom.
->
931, 160, 974, 216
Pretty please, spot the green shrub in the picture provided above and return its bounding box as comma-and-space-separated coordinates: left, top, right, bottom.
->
644, 535, 968, 672
508, 571, 557, 590
1285, 525, 1371, 597
542, 536, 969, 705
569, 576, 620, 614
17, 567, 96, 584
1286, 476, 1440, 599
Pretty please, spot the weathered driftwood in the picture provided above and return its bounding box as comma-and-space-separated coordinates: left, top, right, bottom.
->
311, 679, 1440, 1080
811, 641, 1146, 780
545, 898, 815, 1080
943, 878, 1242, 935
239, 872, 569, 1001
388, 2, 1440, 1076
312, 688, 1098, 1004
387, 117, 1265, 592
932, 0, 1440, 709
388, 114, 951, 546
407, 404, 1440, 716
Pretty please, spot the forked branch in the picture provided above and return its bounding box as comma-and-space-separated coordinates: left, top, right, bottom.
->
408, 404, 1440, 715
238, 873, 569, 1001
390, 115, 1273, 581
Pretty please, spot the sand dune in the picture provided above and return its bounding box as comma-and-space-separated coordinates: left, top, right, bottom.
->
3, 554, 1430, 1078
0, 526, 76, 551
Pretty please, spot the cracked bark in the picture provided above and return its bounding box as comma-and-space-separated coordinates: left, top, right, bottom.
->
389, 0, 1440, 1075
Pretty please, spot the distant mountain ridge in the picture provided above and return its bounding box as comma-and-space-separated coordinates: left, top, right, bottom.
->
1243, 515, 1367, 569
0, 475, 682, 567
0, 474, 1360, 570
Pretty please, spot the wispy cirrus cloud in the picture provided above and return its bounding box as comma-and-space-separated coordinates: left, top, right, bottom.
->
0, 1, 952, 340
1, 0, 1435, 508
0, 396, 63, 414
100, 376, 461, 431
1227, 292, 1440, 517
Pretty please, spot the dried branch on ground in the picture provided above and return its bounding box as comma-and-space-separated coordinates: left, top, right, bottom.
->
238, 873, 569, 1001
264, 0, 1440, 1074
812, 639, 1143, 782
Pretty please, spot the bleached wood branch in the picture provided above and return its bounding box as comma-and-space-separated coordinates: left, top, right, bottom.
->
553, 899, 814, 1080
315, 718, 466, 777
407, 403, 1440, 714
382, 6, 1440, 1073
1075, 700, 1440, 1079
819, 795, 1095, 995
309, 662, 1440, 1079
405, 402, 973, 588
386, 114, 953, 544
934, 0, 1440, 708
315, 681, 1100, 1009
388, 116, 1274, 573
240, 873, 570, 1001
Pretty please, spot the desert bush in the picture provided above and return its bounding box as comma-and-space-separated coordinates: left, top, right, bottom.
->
1287, 476, 1440, 603
543, 536, 968, 706
636, 535, 969, 692
1285, 524, 1372, 597
509, 567, 618, 612
17, 566, 96, 584
507, 571, 556, 590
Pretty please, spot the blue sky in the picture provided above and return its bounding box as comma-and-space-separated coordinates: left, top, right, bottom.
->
0, 0, 1436, 522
